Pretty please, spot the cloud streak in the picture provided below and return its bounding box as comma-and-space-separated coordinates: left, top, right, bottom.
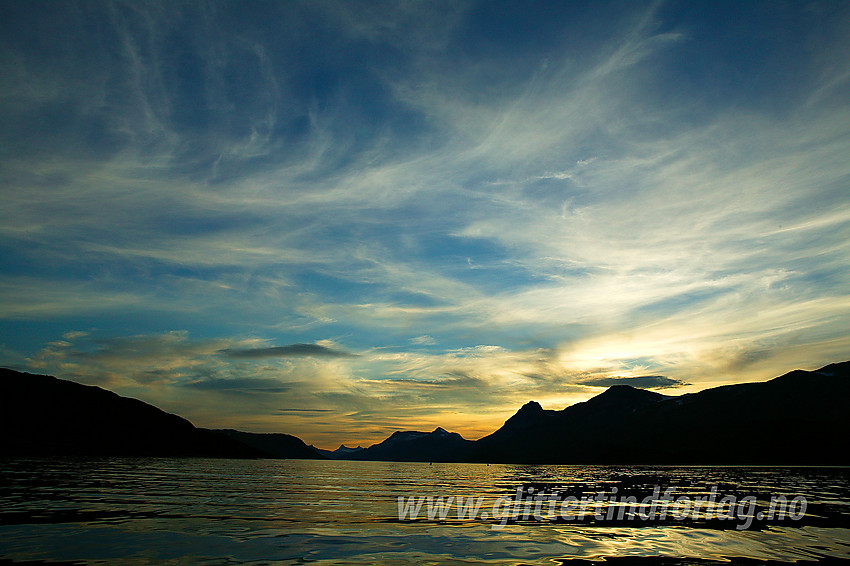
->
222, 344, 357, 359
579, 375, 687, 390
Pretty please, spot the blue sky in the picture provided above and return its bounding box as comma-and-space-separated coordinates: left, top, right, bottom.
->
1, 0, 849, 446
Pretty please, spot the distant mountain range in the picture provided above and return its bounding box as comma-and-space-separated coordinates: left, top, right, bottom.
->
313, 444, 364, 458
346, 427, 472, 462
2, 361, 848, 464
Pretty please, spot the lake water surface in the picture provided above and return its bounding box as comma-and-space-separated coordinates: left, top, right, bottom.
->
1, 458, 848, 564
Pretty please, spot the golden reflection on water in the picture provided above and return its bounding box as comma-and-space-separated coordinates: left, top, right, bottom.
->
0, 458, 848, 564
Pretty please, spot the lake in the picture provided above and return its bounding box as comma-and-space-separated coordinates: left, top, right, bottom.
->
1, 458, 848, 564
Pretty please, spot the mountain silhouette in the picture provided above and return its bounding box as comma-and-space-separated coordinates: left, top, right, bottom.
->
331, 360, 849, 464
215, 429, 326, 459
471, 383, 670, 463
3, 360, 848, 464
0, 368, 265, 458
313, 444, 364, 458
468, 361, 850, 465
347, 427, 473, 462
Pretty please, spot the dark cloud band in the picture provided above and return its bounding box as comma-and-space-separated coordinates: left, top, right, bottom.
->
580, 375, 687, 389
221, 343, 357, 359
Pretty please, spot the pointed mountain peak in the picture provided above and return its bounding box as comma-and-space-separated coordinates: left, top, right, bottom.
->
432, 427, 448, 435
518, 400, 543, 413
500, 400, 550, 432
587, 384, 665, 406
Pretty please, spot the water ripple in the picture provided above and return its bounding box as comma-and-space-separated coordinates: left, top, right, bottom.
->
0, 458, 848, 564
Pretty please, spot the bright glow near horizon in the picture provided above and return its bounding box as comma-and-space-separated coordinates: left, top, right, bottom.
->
1, 1, 849, 447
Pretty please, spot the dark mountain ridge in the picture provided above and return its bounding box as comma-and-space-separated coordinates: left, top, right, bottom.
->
469, 360, 850, 465
215, 429, 325, 459
324, 360, 849, 465
348, 426, 473, 462
312, 444, 364, 459
0, 368, 264, 458
3, 360, 848, 464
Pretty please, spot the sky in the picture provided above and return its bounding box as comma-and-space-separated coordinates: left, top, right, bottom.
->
1, 0, 849, 448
